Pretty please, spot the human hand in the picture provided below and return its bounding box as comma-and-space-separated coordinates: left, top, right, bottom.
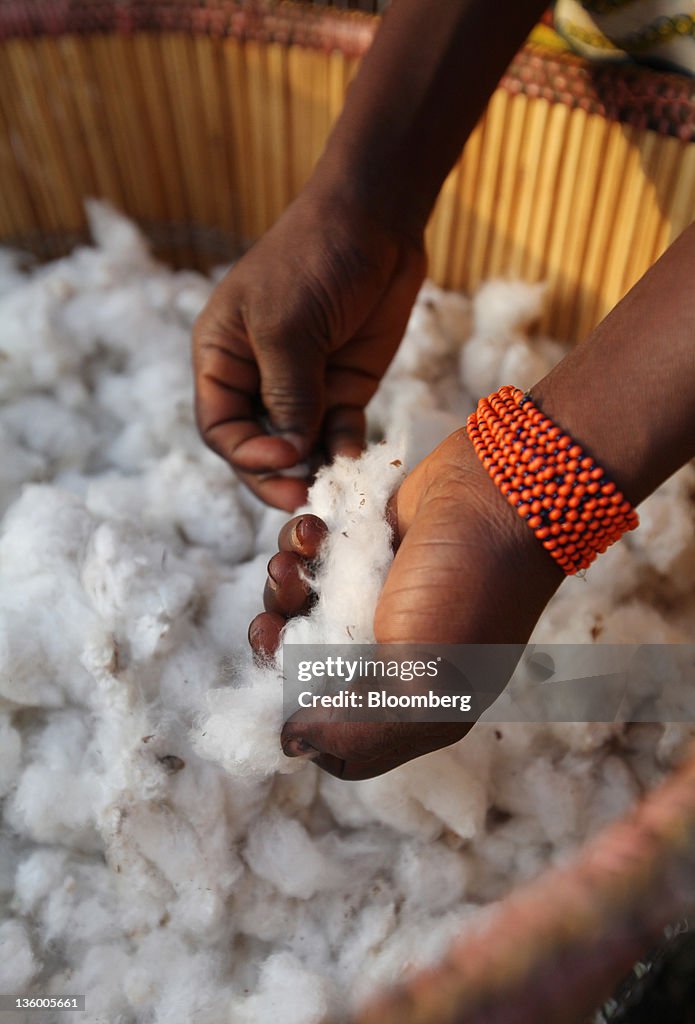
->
250, 431, 564, 778
193, 185, 426, 511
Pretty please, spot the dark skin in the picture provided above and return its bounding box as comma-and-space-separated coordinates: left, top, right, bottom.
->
194, 0, 695, 779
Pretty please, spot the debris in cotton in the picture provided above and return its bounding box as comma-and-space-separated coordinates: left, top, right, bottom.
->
1, 203, 694, 1024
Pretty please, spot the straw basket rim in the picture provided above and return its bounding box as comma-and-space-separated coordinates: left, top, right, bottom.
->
0, 0, 693, 140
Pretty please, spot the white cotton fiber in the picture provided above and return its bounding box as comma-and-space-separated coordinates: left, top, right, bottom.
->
244, 812, 340, 898
0, 203, 693, 1024
0, 920, 40, 990
283, 443, 406, 645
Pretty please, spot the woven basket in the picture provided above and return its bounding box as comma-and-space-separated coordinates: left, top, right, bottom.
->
2, 3, 695, 1021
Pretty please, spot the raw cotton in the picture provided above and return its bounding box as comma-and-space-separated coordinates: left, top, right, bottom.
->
1, 203, 694, 1024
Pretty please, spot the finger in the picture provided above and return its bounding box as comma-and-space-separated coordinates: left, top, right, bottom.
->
264, 552, 314, 616
235, 469, 310, 513
194, 336, 303, 473
248, 611, 286, 661
278, 515, 328, 558
322, 405, 366, 461
282, 713, 471, 780
259, 338, 327, 462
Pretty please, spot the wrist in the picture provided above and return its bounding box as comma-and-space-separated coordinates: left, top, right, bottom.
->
305, 157, 429, 249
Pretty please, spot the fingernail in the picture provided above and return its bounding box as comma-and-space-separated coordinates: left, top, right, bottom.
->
267, 557, 281, 587
290, 518, 306, 550
283, 738, 319, 758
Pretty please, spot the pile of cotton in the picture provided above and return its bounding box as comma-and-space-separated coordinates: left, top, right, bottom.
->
1, 202, 694, 1024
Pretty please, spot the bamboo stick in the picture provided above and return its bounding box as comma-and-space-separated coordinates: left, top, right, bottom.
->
465, 89, 508, 291
130, 33, 191, 264
244, 38, 269, 239
222, 36, 254, 247
506, 97, 550, 281
327, 48, 347, 125
593, 125, 650, 319
56, 35, 125, 210
662, 140, 695, 247
85, 35, 145, 220
524, 100, 572, 284
2, 39, 73, 233
485, 91, 530, 280
538, 106, 589, 338
265, 42, 292, 225
628, 132, 682, 287
193, 35, 236, 235
314, 48, 332, 179
36, 37, 97, 216
575, 121, 637, 339
550, 111, 611, 341
447, 118, 485, 290
426, 160, 463, 287
166, 32, 218, 242
288, 43, 316, 195
0, 52, 40, 241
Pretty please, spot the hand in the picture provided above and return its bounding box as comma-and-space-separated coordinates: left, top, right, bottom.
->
192, 185, 426, 511
250, 431, 564, 778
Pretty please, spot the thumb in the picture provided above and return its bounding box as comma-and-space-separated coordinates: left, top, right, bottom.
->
261, 341, 326, 460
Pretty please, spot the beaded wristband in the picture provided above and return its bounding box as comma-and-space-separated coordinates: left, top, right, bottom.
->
466, 385, 639, 575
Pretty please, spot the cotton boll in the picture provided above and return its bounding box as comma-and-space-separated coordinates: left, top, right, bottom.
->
0, 715, 21, 797
472, 279, 546, 338
320, 771, 442, 841
173, 278, 213, 325
244, 811, 340, 898
0, 424, 45, 514
459, 333, 510, 397
400, 749, 488, 841
0, 605, 67, 709
634, 482, 695, 590
283, 443, 405, 646
430, 286, 472, 346
334, 900, 398, 984
203, 555, 268, 650
194, 659, 302, 778
6, 713, 102, 847
394, 841, 469, 913
86, 198, 153, 267
81, 521, 197, 662
0, 920, 40, 990
497, 339, 554, 393
459, 281, 552, 398
0, 247, 29, 294
1, 397, 96, 468
229, 953, 330, 1024
14, 849, 71, 914
583, 755, 640, 834
144, 452, 255, 561
0, 486, 93, 577
51, 942, 133, 1023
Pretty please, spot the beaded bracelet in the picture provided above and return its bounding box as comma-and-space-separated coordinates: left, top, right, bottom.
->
466, 385, 639, 575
